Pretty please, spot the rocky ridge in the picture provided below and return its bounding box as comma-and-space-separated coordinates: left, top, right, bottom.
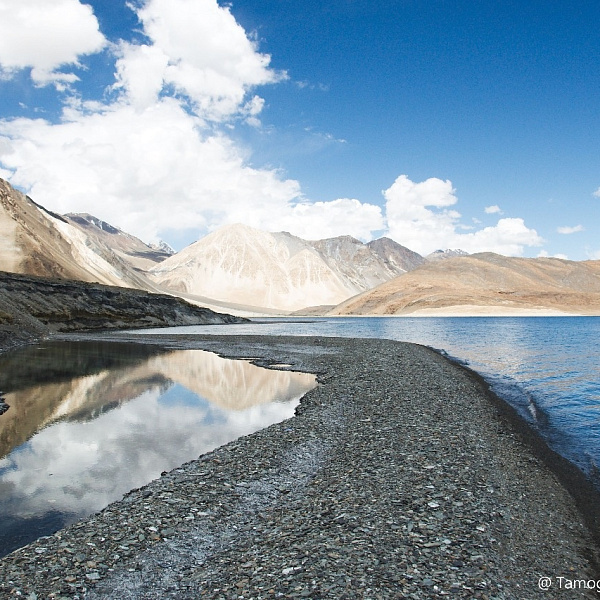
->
367, 236, 426, 272
65, 213, 174, 272
0, 271, 246, 350
0, 179, 161, 291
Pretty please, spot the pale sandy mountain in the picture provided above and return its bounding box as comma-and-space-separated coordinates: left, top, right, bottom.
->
329, 253, 600, 316
0, 178, 162, 290
149, 224, 412, 312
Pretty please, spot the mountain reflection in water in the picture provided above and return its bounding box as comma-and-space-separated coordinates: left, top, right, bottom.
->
0, 341, 316, 557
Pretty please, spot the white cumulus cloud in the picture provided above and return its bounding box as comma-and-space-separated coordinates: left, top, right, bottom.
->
114, 0, 286, 121
0, 99, 304, 243
0, 0, 106, 86
593, 187, 600, 198
0, 0, 384, 245
456, 217, 545, 255
0, 0, 386, 247
383, 175, 460, 252
0, 2, 548, 253
538, 250, 569, 260
0, 98, 385, 244
279, 199, 385, 241
384, 175, 543, 256
557, 225, 584, 235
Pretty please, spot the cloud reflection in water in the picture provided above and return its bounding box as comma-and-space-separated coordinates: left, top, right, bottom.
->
0, 346, 316, 555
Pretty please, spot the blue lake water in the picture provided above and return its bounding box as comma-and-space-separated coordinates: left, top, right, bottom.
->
131, 316, 600, 488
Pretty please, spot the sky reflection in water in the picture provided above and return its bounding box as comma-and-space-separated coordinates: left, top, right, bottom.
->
0, 342, 316, 556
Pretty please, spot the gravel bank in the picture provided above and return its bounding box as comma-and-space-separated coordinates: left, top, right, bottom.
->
1, 333, 599, 599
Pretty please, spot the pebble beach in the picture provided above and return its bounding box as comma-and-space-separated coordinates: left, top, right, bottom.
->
1, 333, 599, 599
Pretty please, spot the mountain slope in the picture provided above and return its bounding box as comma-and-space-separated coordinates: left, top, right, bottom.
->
0, 178, 167, 291
1, 178, 114, 283
330, 253, 600, 315
149, 224, 416, 312
65, 213, 173, 271
367, 237, 425, 272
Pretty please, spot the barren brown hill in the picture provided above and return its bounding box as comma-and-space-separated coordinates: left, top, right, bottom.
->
329, 252, 600, 316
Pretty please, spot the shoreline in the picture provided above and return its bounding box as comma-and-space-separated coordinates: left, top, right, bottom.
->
1, 332, 599, 598
443, 352, 600, 552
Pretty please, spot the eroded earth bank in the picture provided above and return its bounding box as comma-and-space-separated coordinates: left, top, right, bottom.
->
1, 332, 599, 599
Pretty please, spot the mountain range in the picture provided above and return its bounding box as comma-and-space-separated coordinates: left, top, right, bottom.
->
147, 224, 423, 311
1, 177, 599, 316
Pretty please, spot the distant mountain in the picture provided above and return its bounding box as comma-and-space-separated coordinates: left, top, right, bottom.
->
65, 213, 173, 271
150, 240, 176, 255
330, 252, 600, 316
15, 177, 596, 318
426, 249, 469, 261
149, 224, 417, 312
367, 237, 426, 272
308, 235, 404, 291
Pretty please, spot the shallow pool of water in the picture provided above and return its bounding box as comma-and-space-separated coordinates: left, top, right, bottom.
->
0, 341, 316, 557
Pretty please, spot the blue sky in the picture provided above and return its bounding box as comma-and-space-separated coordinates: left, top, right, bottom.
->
0, 0, 598, 259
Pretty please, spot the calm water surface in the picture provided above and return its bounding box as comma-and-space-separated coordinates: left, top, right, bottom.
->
131, 317, 600, 487
0, 341, 316, 557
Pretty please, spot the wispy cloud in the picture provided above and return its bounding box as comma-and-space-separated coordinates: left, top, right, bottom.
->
593, 187, 600, 198
557, 225, 584, 235
295, 80, 329, 92
484, 205, 502, 214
